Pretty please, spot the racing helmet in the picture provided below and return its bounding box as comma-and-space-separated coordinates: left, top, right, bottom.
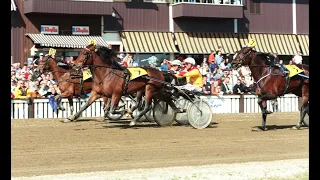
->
171, 60, 182, 66
184, 57, 196, 65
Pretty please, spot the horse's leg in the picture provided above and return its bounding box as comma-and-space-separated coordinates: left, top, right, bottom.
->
102, 97, 110, 120
293, 96, 309, 130
109, 94, 123, 115
257, 97, 270, 131
129, 88, 153, 126
124, 91, 143, 119
68, 98, 74, 115
66, 91, 101, 122
54, 95, 65, 111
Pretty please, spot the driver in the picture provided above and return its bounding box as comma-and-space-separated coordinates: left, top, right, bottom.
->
170, 60, 182, 73
174, 57, 203, 93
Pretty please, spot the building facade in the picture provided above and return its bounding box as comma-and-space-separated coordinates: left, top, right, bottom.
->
11, 0, 309, 65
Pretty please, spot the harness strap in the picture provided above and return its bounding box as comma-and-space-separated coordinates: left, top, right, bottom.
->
122, 69, 131, 95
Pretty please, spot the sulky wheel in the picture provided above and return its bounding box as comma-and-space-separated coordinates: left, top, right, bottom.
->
174, 97, 190, 125
153, 101, 176, 127
303, 113, 309, 127
104, 98, 126, 120
187, 99, 213, 129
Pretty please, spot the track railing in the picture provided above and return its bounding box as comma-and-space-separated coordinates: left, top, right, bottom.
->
11, 94, 300, 119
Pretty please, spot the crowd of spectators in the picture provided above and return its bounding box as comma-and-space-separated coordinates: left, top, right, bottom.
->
11, 61, 60, 100
11, 49, 304, 100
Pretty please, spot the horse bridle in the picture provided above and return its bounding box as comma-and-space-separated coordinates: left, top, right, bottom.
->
235, 48, 254, 66
38, 56, 52, 74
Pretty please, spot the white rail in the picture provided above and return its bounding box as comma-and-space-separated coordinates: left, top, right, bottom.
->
11, 94, 300, 119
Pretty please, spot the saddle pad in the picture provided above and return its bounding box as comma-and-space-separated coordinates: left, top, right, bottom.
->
127, 67, 148, 80
284, 65, 304, 77
82, 69, 93, 80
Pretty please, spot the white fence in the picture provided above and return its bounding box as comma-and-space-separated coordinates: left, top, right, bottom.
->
11, 94, 300, 119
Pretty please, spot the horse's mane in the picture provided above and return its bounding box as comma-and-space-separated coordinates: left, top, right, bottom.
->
96, 46, 124, 69
254, 51, 273, 66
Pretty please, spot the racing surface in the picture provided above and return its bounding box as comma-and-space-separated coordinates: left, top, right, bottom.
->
11, 112, 309, 178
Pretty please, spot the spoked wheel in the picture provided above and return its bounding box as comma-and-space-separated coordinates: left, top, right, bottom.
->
175, 97, 190, 125
104, 98, 126, 120
153, 101, 176, 127
187, 99, 213, 129
303, 113, 309, 127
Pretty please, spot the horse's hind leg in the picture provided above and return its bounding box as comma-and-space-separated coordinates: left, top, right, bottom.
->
124, 91, 143, 119
293, 96, 309, 130
109, 94, 124, 115
129, 88, 153, 126
129, 97, 152, 126
102, 97, 110, 120
257, 97, 270, 131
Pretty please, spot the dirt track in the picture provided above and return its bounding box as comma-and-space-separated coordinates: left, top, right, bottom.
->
11, 112, 309, 178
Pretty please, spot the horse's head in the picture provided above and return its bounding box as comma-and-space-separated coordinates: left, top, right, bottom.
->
74, 44, 97, 66
231, 46, 255, 69
35, 55, 53, 75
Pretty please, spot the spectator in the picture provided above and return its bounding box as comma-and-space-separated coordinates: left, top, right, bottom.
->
200, 64, 210, 76
229, 69, 240, 88
240, 77, 252, 94
219, 58, 227, 70
293, 51, 303, 64
211, 81, 223, 96
208, 50, 215, 64
160, 59, 169, 71
11, 80, 16, 94
215, 51, 223, 66
200, 57, 208, 67
220, 77, 233, 95
38, 82, 49, 97
233, 79, 247, 95
209, 60, 218, 74
13, 80, 32, 99
202, 76, 212, 95
132, 59, 140, 67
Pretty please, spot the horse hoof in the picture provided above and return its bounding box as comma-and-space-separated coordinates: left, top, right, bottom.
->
292, 126, 301, 130
265, 110, 272, 114
129, 121, 136, 126
124, 113, 133, 119
68, 115, 75, 121
61, 119, 71, 123
252, 127, 268, 131
59, 107, 66, 111
259, 126, 268, 131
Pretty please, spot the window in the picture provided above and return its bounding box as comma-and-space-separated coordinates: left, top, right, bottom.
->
250, 0, 261, 14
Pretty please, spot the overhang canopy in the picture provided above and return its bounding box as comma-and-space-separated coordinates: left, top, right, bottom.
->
11, 0, 17, 11
174, 32, 241, 54
297, 34, 309, 56
25, 34, 109, 48
120, 31, 178, 53
238, 33, 300, 56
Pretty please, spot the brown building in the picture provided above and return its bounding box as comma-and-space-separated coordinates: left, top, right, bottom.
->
11, 0, 309, 65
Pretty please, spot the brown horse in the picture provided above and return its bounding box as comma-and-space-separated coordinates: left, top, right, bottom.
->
35, 55, 108, 121
70, 45, 180, 126
231, 46, 309, 130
